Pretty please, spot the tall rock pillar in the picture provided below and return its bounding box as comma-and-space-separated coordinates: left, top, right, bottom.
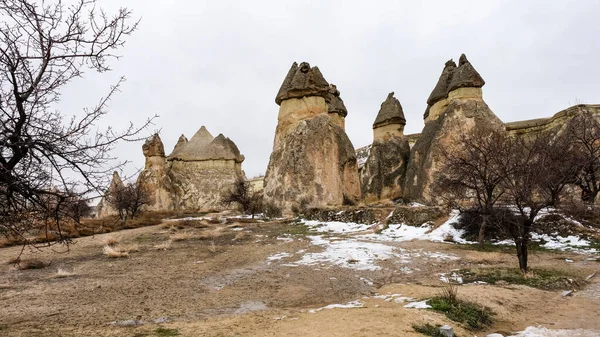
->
360, 92, 410, 203
264, 62, 361, 214
405, 54, 505, 204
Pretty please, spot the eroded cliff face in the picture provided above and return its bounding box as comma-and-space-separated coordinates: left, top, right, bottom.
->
264, 62, 360, 214
97, 171, 124, 218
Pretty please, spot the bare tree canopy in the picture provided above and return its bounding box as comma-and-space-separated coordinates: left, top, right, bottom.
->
0, 0, 153, 245
436, 129, 582, 273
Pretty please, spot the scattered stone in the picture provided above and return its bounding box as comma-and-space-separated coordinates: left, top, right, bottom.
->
109, 319, 144, 327
439, 324, 454, 337
487, 334, 504, 337
561, 290, 574, 297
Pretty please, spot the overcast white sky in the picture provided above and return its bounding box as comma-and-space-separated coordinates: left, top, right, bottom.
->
59, 0, 600, 179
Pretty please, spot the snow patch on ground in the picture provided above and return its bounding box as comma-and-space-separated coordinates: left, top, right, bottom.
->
308, 300, 364, 313
496, 233, 598, 254
403, 300, 432, 309
266, 252, 292, 263
509, 326, 600, 337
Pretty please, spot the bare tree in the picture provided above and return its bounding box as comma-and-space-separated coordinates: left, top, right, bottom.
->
565, 110, 600, 203
0, 0, 153, 245
435, 128, 514, 246
436, 129, 579, 273
105, 182, 151, 220
498, 133, 579, 273
221, 177, 263, 218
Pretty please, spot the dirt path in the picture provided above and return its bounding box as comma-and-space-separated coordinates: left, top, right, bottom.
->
0, 217, 598, 336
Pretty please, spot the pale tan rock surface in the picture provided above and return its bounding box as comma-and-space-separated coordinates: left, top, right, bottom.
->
96, 171, 124, 218
405, 55, 504, 204
115, 127, 245, 214
361, 92, 410, 202
265, 62, 361, 213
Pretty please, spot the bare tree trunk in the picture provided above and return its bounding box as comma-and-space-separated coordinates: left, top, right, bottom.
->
478, 214, 488, 248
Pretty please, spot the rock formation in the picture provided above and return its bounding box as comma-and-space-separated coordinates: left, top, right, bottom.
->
404, 54, 504, 204
134, 127, 245, 212
96, 171, 125, 218
137, 134, 172, 210
264, 62, 361, 214
360, 92, 411, 202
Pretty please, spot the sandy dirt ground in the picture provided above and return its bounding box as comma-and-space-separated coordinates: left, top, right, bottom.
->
0, 216, 599, 337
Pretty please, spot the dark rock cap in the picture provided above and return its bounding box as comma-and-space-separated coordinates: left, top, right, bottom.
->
326, 84, 348, 117
447, 54, 485, 92
142, 134, 165, 157
426, 59, 456, 106
373, 92, 406, 128
275, 62, 331, 105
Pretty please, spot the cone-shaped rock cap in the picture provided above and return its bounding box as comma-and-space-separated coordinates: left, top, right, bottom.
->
326, 84, 348, 117
142, 134, 165, 158
448, 54, 485, 92
275, 62, 331, 105
373, 92, 406, 128
426, 59, 457, 106
168, 134, 188, 158
168, 127, 244, 163
108, 171, 124, 191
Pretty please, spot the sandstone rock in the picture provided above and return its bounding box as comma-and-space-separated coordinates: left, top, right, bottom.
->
264, 114, 360, 214
96, 171, 125, 218
168, 134, 188, 158
360, 138, 409, 202
373, 92, 406, 129
138, 134, 172, 211
142, 134, 165, 158
447, 54, 485, 92
275, 62, 330, 105
404, 99, 505, 204
326, 84, 348, 117
426, 59, 456, 106
360, 93, 410, 203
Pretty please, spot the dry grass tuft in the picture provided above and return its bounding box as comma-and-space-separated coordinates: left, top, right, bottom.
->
208, 241, 218, 254
103, 245, 129, 258
54, 268, 75, 278
170, 231, 197, 242
118, 243, 140, 253
154, 240, 172, 250
18, 258, 47, 270
232, 231, 248, 241
103, 236, 120, 246
198, 228, 225, 240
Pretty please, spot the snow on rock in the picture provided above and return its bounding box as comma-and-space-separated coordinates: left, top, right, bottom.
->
509, 326, 600, 337
403, 300, 432, 309
308, 300, 364, 313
